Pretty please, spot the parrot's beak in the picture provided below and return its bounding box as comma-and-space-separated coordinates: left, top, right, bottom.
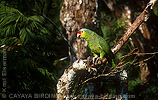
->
77, 34, 81, 38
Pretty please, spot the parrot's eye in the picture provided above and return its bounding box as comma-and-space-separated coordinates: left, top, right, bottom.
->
81, 31, 83, 33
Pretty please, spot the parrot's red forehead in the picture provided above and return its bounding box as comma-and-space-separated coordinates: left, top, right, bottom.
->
77, 30, 81, 34
77, 30, 83, 34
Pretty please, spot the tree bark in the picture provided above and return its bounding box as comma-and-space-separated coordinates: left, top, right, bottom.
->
60, 0, 101, 63
58, 0, 101, 99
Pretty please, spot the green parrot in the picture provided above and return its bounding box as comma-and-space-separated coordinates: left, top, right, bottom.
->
77, 28, 115, 68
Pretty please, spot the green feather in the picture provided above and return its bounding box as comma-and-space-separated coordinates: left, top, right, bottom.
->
80, 28, 115, 68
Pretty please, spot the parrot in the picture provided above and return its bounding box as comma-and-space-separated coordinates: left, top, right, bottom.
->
77, 28, 115, 68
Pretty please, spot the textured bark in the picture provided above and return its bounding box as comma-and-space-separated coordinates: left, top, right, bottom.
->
60, 0, 100, 63
58, 0, 100, 99
57, 59, 88, 100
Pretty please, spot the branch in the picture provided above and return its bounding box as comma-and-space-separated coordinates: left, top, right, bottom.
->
111, 0, 157, 54
57, 59, 88, 100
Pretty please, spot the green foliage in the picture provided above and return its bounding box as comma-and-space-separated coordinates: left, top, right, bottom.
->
134, 12, 141, 18
128, 77, 141, 92
153, 6, 158, 16
0, 5, 49, 45
101, 18, 127, 46
0, 1, 65, 97
37, 68, 56, 80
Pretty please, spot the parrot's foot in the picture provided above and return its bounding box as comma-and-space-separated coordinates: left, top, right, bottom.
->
92, 56, 102, 65
88, 67, 97, 75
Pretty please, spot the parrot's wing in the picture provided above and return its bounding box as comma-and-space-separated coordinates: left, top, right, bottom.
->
98, 38, 110, 54
98, 44, 105, 59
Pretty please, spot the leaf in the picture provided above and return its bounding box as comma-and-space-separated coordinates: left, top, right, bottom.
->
37, 68, 56, 80
153, 6, 158, 16
28, 16, 44, 23
5, 25, 16, 36
19, 28, 28, 44
26, 27, 35, 38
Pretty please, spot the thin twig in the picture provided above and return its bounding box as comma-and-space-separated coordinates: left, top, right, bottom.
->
133, 55, 155, 65
119, 48, 138, 59
81, 68, 122, 84
126, 54, 138, 71
133, 52, 158, 55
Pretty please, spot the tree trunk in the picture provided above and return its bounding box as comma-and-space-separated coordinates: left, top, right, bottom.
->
60, 0, 101, 63
58, 0, 101, 99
